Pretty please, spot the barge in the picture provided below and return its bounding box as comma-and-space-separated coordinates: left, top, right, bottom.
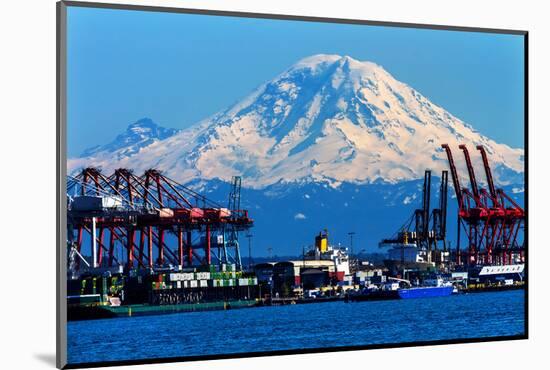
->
68, 299, 259, 321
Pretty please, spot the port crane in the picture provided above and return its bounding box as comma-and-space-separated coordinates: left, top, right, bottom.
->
441, 144, 524, 266
379, 169, 449, 264
66, 168, 253, 275
225, 176, 244, 270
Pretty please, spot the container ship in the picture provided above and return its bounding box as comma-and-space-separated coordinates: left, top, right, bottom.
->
66, 170, 263, 320
67, 263, 261, 320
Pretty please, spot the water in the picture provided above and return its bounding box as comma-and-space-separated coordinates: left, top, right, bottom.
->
67, 290, 525, 365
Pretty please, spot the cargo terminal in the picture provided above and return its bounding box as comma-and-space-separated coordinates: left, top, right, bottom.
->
65, 143, 525, 318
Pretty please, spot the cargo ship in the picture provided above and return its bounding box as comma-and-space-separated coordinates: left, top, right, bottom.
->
68, 298, 259, 320
67, 263, 262, 321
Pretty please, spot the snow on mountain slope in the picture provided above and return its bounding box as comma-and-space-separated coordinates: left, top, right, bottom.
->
69, 54, 524, 188
75, 118, 180, 160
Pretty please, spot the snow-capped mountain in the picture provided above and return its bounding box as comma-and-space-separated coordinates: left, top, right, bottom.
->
79, 118, 180, 160
69, 54, 524, 188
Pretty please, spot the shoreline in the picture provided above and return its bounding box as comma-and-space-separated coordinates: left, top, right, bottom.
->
68, 286, 524, 321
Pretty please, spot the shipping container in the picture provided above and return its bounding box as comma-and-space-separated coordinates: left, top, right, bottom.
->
218, 208, 232, 218
158, 208, 174, 218
71, 195, 123, 211
169, 272, 194, 281
190, 208, 204, 218
196, 272, 210, 280
222, 279, 235, 287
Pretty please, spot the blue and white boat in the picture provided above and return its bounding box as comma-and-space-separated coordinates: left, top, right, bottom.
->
397, 277, 454, 299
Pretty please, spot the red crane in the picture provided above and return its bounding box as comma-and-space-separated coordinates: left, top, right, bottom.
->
67, 168, 253, 273
458, 144, 483, 208
476, 146, 499, 207
441, 144, 467, 264
440, 144, 524, 266
441, 144, 463, 210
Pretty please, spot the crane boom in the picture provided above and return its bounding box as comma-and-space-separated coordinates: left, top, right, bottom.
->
228, 176, 242, 216
441, 144, 463, 209
458, 144, 481, 203
422, 170, 431, 239
439, 170, 448, 239
476, 145, 499, 206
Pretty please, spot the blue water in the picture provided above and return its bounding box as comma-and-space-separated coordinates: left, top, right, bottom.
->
67, 290, 525, 364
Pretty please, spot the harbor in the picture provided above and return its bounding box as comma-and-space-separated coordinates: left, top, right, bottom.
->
67, 289, 525, 365
66, 144, 525, 321
56, 11, 529, 368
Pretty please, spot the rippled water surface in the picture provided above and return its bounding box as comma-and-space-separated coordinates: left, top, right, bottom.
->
68, 290, 525, 364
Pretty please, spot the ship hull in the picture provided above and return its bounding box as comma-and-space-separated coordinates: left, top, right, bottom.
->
68, 299, 259, 321
397, 286, 453, 299
346, 290, 399, 301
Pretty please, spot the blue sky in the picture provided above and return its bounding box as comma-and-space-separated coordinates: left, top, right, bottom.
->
67, 6, 525, 157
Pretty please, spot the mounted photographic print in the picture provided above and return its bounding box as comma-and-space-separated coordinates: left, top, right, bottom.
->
56, 1, 527, 368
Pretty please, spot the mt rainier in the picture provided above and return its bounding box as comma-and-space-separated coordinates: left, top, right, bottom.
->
69, 54, 524, 253
70, 54, 523, 189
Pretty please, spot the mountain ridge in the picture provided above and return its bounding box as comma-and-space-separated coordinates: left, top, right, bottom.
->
79, 118, 180, 160
69, 54, 524, 189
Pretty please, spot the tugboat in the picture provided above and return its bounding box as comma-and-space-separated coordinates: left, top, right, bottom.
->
347, 276, 453, 302
347, 277, 406, 301
396, 277, 453, 299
